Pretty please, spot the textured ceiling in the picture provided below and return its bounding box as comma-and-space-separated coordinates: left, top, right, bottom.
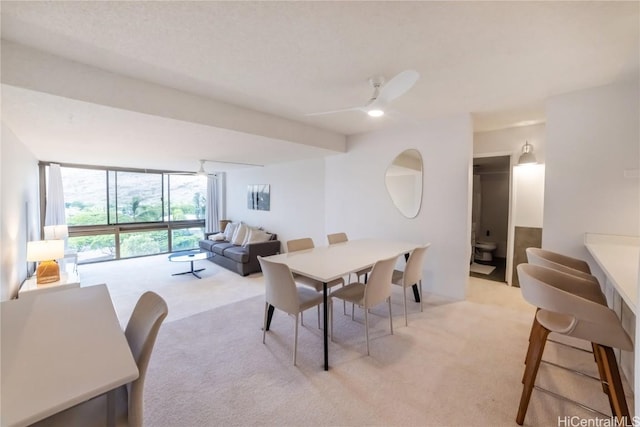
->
1, 1, 638, 170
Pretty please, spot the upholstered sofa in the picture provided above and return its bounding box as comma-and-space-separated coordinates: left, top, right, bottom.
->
198, 225, 280, 276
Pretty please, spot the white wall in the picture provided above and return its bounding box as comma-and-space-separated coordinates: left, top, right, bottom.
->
225, 158, 326, 250
326, 114, 474, 300
1, 122, 40, 301
543, 79, 639, 261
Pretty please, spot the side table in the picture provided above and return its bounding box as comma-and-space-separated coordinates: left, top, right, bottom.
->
19, 271, 81, 299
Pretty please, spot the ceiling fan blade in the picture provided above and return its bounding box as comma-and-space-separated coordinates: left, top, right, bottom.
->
305, 106, 363, 116
377, 70, 420, 104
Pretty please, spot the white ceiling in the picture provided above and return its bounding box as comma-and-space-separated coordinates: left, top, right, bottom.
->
1, 1, 638, 171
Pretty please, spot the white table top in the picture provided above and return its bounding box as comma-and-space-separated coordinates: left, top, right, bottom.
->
1, 284, 139, 427
265, 239, 423, 282
584, 233, 640, 315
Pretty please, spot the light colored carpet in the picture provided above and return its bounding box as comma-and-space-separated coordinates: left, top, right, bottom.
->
470, 262, 496, 275
77, 256, 634, 426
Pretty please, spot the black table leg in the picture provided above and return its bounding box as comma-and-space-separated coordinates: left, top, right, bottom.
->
412, 284, 421, 302
171, 261, 205, 279
265, 304, 275, 331
323, 282, 328, 371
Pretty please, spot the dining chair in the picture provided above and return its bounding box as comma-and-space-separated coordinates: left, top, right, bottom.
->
286, 237, 344, 327
391, 244, 430, 326
32, 291, 168, 427
516, 264, 632, 425
330, 255, 398, 355
258, 256, 326, 366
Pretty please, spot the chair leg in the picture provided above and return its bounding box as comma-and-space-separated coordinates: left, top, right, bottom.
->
301, 311, 304, 327
516, 319, 550, 425
403, 286, 408, 327
262, 302, 268, 344
419, 280, 423, 312
592, 342, 611, 395
293, 313, 299, 366
317, 305, 321, 329
329, 300, 334, 342
388, 297, 394, 335
352, 303, 355, 320
364, 306, 370, 356
596, 344, 630, 423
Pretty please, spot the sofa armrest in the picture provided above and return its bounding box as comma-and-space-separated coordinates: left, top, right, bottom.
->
246, 240, 281, 257
204, 231, 222, 239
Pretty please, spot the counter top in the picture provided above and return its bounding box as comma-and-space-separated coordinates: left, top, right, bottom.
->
584, 233, 639, 315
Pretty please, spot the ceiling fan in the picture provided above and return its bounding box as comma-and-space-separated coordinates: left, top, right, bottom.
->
306, 69, 420, 117
171, 159, 264, 176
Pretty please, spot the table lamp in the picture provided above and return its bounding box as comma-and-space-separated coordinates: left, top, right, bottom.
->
27, 240, 65, 284
44, 224, 69, 240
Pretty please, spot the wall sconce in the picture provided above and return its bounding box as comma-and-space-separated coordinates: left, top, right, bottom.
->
44, 224, 69, 240
518, 141, 537, 165
26, 240, 65, 284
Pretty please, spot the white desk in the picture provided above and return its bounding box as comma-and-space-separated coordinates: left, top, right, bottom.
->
1, 284, 138, 427
584, 233, 639, 314
266, 239, 423, 370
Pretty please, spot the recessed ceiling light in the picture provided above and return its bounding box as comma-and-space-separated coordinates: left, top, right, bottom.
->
367, 109, 384, 117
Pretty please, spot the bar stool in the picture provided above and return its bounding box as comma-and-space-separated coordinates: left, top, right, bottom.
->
516, 264, 633, 425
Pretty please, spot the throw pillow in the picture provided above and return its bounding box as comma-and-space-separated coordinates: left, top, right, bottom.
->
208, 232, 226, 241
231, 223, 249, 245
224, 222, 238, 241
242, 228, 273, 246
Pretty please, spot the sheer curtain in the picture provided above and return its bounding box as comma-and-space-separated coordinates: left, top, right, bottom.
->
45, 163, 66, 227
205, 175, 219, 233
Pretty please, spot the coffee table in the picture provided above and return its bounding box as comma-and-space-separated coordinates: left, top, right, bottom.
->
168, 250, 211, 279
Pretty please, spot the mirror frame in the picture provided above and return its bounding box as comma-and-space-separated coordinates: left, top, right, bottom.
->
385, 149, 423, 219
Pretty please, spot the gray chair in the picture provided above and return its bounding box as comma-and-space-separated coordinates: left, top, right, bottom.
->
330, 255, 398, 355
33, 291, 169, 427
516, 264, 632, 425
391, 244, 430, 326
258, 256, 326, 366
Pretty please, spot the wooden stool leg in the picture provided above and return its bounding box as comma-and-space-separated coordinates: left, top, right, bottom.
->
597, 345, 630, 423
592, 342, 610, 395
517, 321, 549, 425
523, 316, 541, 383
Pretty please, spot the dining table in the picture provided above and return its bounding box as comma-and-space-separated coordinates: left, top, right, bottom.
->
265, 238, 423, 370
1, 284, 139, 427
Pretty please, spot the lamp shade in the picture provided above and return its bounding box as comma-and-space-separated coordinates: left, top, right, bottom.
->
518, 141, 537, 165
27, 240, 65, 262
44, 224, 69, 240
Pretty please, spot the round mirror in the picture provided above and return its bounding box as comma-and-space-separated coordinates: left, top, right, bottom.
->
385, 149, 423, 218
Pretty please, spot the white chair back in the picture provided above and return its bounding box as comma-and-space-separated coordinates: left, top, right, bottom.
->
403, 244, 431, 287
287, 238, 314, 253
364, 255, 398, 307
327, 233, 348, 245
258, 256, 300, 315
125, 291, 168, 427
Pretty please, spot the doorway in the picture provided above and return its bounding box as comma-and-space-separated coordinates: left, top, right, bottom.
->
470, 155, 511, 283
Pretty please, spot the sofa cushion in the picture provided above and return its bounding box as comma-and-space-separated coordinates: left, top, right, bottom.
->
223, 246, 249, 263
212, 242, 235, 255
231, 223, 249, 245
242, 228, 273, 246
224, 223, 238, 241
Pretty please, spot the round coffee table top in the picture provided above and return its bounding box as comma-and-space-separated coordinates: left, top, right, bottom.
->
168, 250, 210, 263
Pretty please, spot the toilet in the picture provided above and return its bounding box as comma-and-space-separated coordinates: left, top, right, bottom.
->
474, 241, 497, 262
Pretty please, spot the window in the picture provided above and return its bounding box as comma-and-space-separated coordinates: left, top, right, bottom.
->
43, 163, 210, 264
